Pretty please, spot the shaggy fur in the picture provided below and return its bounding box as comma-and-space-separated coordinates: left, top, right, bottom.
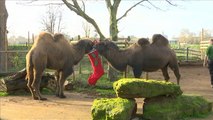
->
94, 34, 180, 84
26, 32, 94, 100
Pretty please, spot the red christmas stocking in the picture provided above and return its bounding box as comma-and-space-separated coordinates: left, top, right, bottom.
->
87, 49, 104, 85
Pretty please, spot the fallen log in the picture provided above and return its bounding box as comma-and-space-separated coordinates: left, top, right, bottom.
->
0, 68, 56, 94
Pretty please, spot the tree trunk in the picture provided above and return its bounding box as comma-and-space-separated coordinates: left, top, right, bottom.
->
107, 3, 119, 81
109, 8, 119, 41
0, 69, 56, 94
0, 0, 8, 73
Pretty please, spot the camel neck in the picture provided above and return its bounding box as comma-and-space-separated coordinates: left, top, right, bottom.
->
72, 44, 85, 65
104, 49, 128, 72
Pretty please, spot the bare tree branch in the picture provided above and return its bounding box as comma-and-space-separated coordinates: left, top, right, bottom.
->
105, 0, 112, 8
165, 0, 177, 6
82, 22, 91, 37
41, 5, 63, 34
113, 0, 121, 9
62, 0, 105, 40
117, 0, 147, 22
17, 1, 63, 6
146, 0, 162, 11
81, 0, 86, 12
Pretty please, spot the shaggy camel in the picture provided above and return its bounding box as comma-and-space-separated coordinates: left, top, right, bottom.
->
26, 32, 94, 100
94, 34, 181, 84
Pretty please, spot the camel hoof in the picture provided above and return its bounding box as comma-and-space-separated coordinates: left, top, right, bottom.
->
59, 95, 66, 98
33, 97, 39, 100
40, 98, 48, 101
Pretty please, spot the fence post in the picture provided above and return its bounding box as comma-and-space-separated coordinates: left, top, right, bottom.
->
78, 35, 82, 74
28, 31, 30, 50
186, 47, 189, 62
5, 37, 8, 72
32, 33, 34, 44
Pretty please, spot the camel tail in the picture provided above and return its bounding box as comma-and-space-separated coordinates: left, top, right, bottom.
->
25, 53, 34, 81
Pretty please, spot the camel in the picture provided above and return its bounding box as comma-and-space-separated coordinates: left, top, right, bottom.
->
26, 32, 94, 100
94, 34, 180, 84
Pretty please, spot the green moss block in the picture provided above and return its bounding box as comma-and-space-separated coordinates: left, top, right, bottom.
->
91, 98, 136, 120
143, 95, 212, 120
113, 78, 182, 98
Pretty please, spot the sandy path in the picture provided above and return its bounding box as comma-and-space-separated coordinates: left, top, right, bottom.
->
1, 66, 213, 120
0, 93, 94, 120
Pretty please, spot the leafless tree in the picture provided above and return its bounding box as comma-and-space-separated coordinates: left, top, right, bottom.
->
41, 5, 64, 34
62, 0, 177, 81
82, 21, 92, 38
18, 0, 177, 81
62, 0, 176, 40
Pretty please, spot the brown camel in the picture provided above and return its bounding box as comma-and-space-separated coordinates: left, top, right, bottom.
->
94, 34, 180, 84
26, 32, 94, 100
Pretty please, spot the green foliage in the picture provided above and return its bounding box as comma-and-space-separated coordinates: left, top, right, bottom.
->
72, 78, 115, 97
10, 53, 26, 71
68, 72, 116, 97
113, 78, 182, 98
0, 91, 8, 97
8, 44, 28, 50
91, 98, 136, 120
41, 88, 54, 95
7, 45, 27, 72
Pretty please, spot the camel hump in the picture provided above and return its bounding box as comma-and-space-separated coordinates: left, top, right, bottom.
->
36, 32, 53, 42
137, 38, 150, 46
53, 33, 64, 42
152, 34, 168, 46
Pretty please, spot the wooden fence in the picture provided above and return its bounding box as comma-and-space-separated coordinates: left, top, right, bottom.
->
0, 40, 204, 75
200, 40, 209, 59
174, 48, 202, 63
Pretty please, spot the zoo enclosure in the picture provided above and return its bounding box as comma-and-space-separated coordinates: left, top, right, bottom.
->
0, 36, 209, 76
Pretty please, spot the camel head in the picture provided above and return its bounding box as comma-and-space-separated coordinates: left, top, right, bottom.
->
94, 39, 119, 56
77, 39, 94, 53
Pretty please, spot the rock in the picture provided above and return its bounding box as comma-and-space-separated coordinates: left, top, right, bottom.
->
91, 98, 136, 120
113, 78, 182, 98
142, 95, 212, 120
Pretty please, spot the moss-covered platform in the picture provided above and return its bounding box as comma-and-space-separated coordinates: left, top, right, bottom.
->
113, 78, 182, 98
143, 95, 212, 120
91, 78, 212, 120
91, 98, 136, 120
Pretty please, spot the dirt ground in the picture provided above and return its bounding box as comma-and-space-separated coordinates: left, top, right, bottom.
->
1, 65, 213, 120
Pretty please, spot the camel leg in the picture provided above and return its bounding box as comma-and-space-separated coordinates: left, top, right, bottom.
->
55, 70, 60, 97
32, 71, 47, 100
133, 68, 142, 78
57, 68, 73, 98
169, 65, 181, 85
27, 71, 38, 100
161, 67, 170, 82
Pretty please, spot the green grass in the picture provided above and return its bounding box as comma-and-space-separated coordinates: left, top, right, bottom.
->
41, 88, 54, 95
8, 44, 29, 50
67, 73, 117, 97
0, 91, 8, 97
